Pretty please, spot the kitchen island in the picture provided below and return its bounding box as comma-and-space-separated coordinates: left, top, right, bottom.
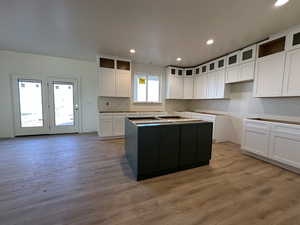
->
125, 116, 213, 180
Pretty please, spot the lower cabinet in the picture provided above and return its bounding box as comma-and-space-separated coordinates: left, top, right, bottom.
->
242, 119, 300, 171
242, 120, 271, 158
269, 124, 300, 169
98, 115, 113, 137
98, 112, 167, 138
112, 115, 125, 136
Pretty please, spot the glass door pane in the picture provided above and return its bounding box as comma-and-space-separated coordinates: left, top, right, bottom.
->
18, 80, 44, 127
53, 83, 74, 126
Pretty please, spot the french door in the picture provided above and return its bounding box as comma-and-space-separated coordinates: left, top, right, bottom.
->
12, 76, 80, 136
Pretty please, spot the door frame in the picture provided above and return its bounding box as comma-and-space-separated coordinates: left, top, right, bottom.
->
11, 74, 82, 136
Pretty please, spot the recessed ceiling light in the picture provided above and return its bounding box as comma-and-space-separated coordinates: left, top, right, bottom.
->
206, 39, 214, 45
274, 0, 289, 7
129, 49, 136, 54
176, 57, 182, 62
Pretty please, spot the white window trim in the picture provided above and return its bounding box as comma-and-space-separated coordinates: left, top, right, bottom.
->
133, 73, 162, 104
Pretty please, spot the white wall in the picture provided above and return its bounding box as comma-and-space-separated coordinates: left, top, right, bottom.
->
98, 63, 190, 112
0, 50, 98, 138
189, 82, 300, 144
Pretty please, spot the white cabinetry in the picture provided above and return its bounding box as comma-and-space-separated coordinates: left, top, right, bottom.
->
283, 48, 300, 96
254, 52, 286, 97
166, 67, 184, 99
240, 61, 255, 81
113, 114, 126, 136
226, 65, 240, 83
242, 118, 300, 172
98, 57, 131, 97
98, 112, 167, 139
225, 45, 256, 84
254, 36, 286, 97
98, 115, 113, 137
242, 119, 271, 157
183, 77, 194, 99
99, 68, 116, 97
269, 124, 300, 169
116, 69, 131, 97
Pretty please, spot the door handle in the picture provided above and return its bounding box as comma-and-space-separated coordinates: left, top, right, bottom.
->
74, 104, 79, 110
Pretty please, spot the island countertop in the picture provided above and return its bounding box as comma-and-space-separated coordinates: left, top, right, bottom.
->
128, 116, 209, 126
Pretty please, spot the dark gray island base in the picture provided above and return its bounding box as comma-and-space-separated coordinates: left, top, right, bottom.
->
125, 116, 213, 180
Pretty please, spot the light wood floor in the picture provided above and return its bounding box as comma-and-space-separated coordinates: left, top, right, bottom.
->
1, 133, 300, 225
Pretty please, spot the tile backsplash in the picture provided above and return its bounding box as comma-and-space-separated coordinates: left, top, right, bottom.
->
98, 97, 190, 112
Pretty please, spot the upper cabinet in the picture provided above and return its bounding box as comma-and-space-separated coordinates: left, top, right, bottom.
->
287, 26, 300, 50
226, 51, 240, 68
209, 61, 216, 72
177, 68, 184, 77
258, 37, 286, 58
185, 69, 194, 77
194, 67, 200, 76
216, 57, 226, 70
254, 36, 287, 97
166, 67, 184, 99
226, 45, 257, 84
241, 45, 256, 63
98, 57, 131, 97
283, 27, 300, 96
201, 64, 208, 74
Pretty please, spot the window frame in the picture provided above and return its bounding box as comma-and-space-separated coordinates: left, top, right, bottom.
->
133, 73, 162, 104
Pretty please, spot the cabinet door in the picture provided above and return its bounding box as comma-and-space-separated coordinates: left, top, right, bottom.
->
183, 77, 194, 99
242, 120, 271, 157
201, 75, 208, 98
283, 48, 300, 96
166, 75, 175, 99
197, 123, 213, 163
138, 126, 160, 175
99, 68, 115, 96
159, 126, 180, 171
207, 72, 216, 98
180, 125, 198, 167
227, 51, 240, 68
241, 45, 256, 63
216, 70, 225, 98
113, 116, 125, 136
116, 70, 131, 97
193, 77, 199, 99
175, 77, 184, 99
254, 52, 286, 97
225, 65, 240, 83
240, 61, 255, 82
269, 124, 300, 169
99, 118, 113, 137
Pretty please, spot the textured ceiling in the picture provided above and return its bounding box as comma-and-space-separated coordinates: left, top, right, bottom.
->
1, 0, 300, 66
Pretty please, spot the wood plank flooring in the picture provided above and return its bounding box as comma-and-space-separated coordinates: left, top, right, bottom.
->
0, 133, 300, 225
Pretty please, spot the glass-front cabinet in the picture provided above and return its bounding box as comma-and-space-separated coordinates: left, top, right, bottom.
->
226, 51, 240, 67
